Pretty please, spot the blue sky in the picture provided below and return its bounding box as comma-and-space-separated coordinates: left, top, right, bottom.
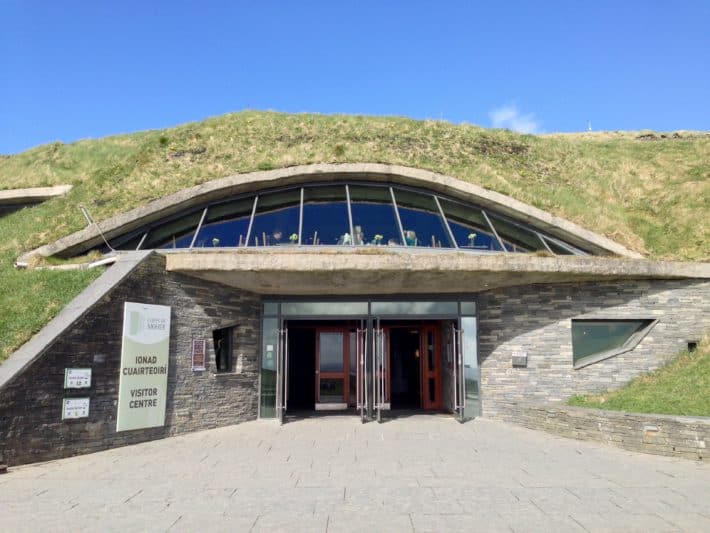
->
1, 1, 708, 154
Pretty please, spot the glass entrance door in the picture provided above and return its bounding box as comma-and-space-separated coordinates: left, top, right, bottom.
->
275, 325, 288, 424
420, 325, 442, 410
372, 322, 390, 422
452, 317, 480, 422
316, 329, 349, 409
356, 326, 368, 422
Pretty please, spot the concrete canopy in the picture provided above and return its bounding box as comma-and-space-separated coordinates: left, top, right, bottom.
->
164, 248, 710, 295
18, 163, 642, 263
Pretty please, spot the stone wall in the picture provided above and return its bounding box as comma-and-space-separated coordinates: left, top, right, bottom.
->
0, 254, 261, 466
478, 280, 709, 417
496, 403, 708, 460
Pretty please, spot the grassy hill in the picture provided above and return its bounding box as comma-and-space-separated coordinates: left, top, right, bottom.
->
569, 338, 710, 416
0, 111, 708, 362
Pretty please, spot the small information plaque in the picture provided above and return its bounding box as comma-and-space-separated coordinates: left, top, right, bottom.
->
512, 351, 528, 368
191, 338, 206, 371
62, 398, 90, 419
64, 368, 92, 388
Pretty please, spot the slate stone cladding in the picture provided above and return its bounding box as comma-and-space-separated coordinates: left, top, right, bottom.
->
1, 257, 708, 466
478, 280, 710, 418
0, 254, 260, 466
495, 404, 708, 461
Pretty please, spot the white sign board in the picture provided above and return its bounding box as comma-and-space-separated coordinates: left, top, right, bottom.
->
62, 398, 90, 419
116, 302, 171, 432
64, 368, 92, 389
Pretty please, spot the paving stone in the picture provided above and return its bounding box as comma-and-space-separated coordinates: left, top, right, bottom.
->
1, 416, 709, 532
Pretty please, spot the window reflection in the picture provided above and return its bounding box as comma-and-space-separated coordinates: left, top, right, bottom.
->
394, 188, 453, 248
488, 214, 546, 252
195, 197, 254, 247
349, 185, 402, 246
543, 236, 575, 255
301, 186, 350, 245
113, 232, 145, 251
249, 189, 301, 246
440, 199, 502, 251
142, 211, 202, 249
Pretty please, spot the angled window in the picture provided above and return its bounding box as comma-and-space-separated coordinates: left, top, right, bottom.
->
143, 211, 203, 249
487, 213, 547, 253
393, 188, 453, 248
571, 319, 656, 369
349, 185, 402, 246
195, 197, 254, 248
249, 189, 301, 246
439, 198, 503, 251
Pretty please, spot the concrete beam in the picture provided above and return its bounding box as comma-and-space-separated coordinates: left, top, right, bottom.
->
164, 248, 709, 295
0, 185, 72, 206
17, 163, 641, 262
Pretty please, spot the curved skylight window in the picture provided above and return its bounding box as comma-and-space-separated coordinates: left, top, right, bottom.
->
102, 182, 587, 255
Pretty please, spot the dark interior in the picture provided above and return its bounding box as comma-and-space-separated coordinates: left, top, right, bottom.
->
389, 328, 421, 409
286, 327, 316, 410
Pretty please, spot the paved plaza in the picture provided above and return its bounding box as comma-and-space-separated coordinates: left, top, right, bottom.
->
2, 415, 709, 532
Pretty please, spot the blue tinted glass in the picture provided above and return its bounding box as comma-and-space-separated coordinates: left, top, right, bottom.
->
349, 185, 401, 246
301, 186, 350, 245
440, 199, 502, 251
195, 197, 254, 247
250, 189, 301, 246
393, 189, 453, 248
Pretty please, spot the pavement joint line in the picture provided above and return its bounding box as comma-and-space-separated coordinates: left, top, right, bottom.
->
568, 514, 591, 532
123, 489, 143, 504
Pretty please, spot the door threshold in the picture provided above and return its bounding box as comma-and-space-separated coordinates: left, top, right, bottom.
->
315, 402, 348, 411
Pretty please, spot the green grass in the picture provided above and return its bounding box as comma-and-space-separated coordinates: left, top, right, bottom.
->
568, 339, 710, 416
0, 111, 708, 363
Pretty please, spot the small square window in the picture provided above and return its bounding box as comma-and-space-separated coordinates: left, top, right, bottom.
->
213, 327, 234, 372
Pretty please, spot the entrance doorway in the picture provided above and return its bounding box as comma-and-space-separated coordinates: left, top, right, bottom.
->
283, 320, 443, 417
382, 323, 443, 412
263, 298, 480, 424
389, 328, 421, 409
285, 321, 359, 413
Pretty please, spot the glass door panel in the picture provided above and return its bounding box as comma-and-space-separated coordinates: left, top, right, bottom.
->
460, 316, 481, 420
372, 324, 390, 422
316, 330, 348, 409
421, 326, 441, 410
260, 318, 279, 418
349, 329, 357, 407
356, 326, 368, 422
275, 325, 288, 424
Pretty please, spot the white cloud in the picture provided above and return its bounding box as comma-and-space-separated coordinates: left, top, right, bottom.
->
489, 103, 541, 134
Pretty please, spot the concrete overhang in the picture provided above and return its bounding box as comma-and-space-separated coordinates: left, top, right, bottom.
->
0, 185, 72, 214
163, 248, 709, 295
18, 163, 641, 263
